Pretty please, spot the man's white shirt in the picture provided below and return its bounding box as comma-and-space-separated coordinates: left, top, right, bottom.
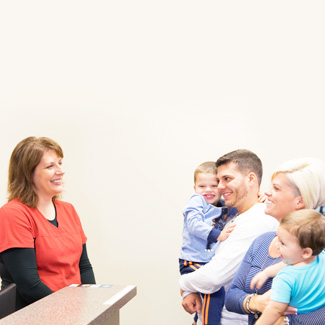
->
180, 203, 279, 325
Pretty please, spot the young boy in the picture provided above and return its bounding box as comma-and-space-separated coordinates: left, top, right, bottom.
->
179, 161, 237, 325
252, 209, 325, 325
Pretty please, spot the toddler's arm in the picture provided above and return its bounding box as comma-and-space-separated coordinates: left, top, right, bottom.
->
256, 300, 288, 325
250, 261, 285, 290
217, 223, 236, 241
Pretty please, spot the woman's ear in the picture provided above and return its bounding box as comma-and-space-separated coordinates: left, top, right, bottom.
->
295, 196, 305, 210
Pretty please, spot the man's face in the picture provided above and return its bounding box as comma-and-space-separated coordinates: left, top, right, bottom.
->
216, 162, 250, 212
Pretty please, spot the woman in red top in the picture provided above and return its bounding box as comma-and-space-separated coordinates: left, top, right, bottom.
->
0, 137, 95, 310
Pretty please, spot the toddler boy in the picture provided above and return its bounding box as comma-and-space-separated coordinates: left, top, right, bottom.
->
253, 209, 325, 325
179, 161, 237, 325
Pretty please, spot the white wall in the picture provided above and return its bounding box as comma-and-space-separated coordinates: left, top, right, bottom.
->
1, 1, 325, 324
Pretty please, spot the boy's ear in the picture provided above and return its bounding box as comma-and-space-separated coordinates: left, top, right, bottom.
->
302, 247, 313, 259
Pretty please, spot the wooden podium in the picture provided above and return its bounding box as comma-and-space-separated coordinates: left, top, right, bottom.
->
0, 284, 136, 325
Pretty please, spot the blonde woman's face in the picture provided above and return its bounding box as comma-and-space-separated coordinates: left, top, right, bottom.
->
264, 173, 302, 221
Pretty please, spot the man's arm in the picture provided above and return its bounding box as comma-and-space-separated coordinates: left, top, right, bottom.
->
180, 205, 278, 293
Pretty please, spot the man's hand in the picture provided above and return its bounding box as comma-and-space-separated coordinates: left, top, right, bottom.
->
182, 293, 202, 314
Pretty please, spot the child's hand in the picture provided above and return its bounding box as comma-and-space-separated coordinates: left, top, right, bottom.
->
217, 223, 236, 241
250, 271, 268, 290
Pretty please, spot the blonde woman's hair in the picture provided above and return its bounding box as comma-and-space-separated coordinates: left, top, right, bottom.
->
272, 158, 325, 209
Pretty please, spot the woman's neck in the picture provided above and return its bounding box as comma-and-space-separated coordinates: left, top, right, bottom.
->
37, 197, 56, 221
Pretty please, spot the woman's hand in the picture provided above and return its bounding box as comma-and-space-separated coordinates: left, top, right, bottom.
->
284, 306, 297, 315
250, 290, 271, 313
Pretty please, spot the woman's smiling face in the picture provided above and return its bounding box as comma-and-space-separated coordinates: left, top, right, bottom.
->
32, 150, 65, 201
264, 172, 304, 221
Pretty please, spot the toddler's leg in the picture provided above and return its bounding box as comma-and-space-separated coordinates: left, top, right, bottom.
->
179, 259, 205, 324
200, 287, 225, 325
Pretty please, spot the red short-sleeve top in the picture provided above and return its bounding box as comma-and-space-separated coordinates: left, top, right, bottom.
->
0, 199, 87, 292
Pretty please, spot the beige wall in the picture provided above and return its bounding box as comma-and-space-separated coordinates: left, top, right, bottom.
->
1, 1, 325, 324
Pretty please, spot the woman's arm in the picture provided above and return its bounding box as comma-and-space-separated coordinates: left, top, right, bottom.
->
225, 233, 275, 315
79, 243, 96, 284
225, 243, 255, 314
1, 248, 53, 303
287, 305, 325, 325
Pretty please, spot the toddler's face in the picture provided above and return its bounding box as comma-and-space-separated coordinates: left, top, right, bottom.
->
275, 226, 305, 266
194, 173, 221, 205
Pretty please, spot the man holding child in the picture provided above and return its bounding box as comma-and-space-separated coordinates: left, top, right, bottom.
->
180, 149, 278, 324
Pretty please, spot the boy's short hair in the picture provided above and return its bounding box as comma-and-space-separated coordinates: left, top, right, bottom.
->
272, 158, 325, 209
216, 149, 263, 186
194, 161, 218, 183
280, 209, 325, 255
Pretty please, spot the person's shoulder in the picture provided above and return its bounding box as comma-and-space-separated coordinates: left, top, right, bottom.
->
248, 231, 276, 252
0, 199, 37, 227
55, 200, 75, 210
183, 194, 221, 216
254, 231, 277, 243
188, 193, 205, 202
244, 203, 278, 223
317, 251, 325, 263
184, 194, 211, 209
0, 199, 33, 214
55, 200, 81, 222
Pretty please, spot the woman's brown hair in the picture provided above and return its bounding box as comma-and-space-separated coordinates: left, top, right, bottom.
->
8, 136, 64, 208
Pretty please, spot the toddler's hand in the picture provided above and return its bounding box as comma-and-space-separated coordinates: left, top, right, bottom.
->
217, 223, 236, 241
250, 271, 268, 290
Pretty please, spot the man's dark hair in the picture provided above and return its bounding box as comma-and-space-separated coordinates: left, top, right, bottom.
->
216, 149, 263, 185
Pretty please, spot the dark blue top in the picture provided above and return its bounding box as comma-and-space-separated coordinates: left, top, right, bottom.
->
225, 232, 325, 325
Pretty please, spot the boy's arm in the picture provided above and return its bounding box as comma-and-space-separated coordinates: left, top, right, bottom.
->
251, 261, 285, 290
184, 195, 220, 241
256, 300, 288, 325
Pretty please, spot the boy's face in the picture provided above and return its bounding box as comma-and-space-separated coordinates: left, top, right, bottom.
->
194, 172, 221, 205
275, 225, 305, 266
